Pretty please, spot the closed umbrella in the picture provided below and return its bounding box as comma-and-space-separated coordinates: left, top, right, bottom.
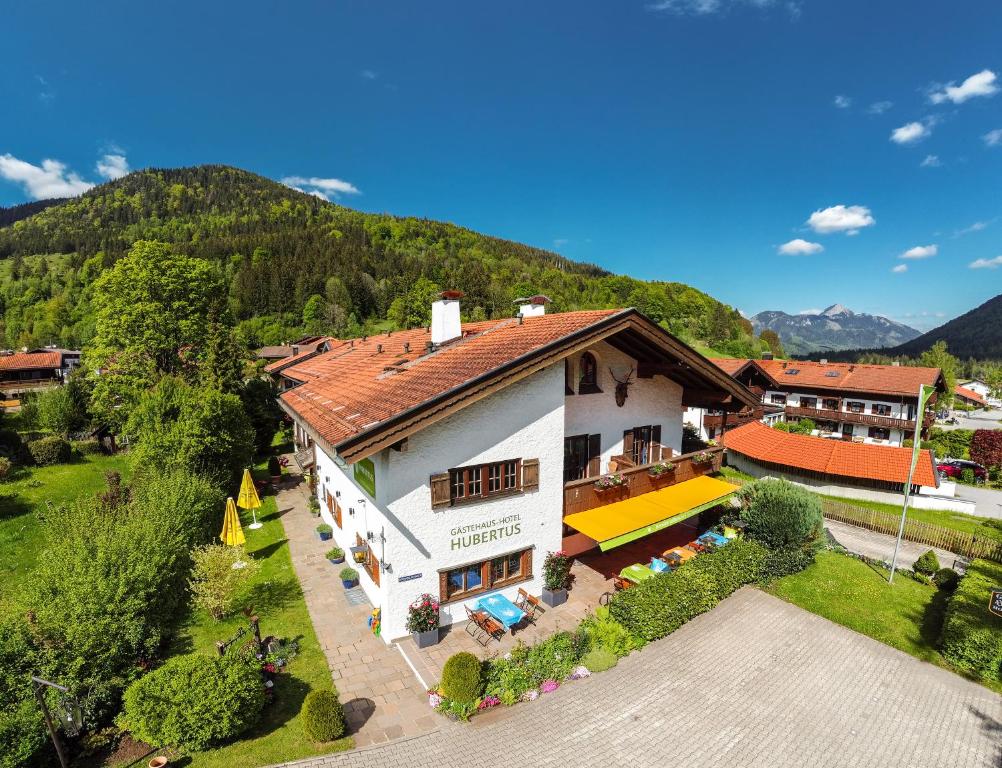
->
237, 468, 263, 530
221, 497, 246, 547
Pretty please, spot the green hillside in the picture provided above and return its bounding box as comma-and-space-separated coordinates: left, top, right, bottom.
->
0, 165, 764, 354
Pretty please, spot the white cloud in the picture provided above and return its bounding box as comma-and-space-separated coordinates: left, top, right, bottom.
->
777, 238, 823, 255
797, 308, 821, 315
96, 153, 129, 180
867, 100, 893, 115
891, 264, 908, 273
0, 153, 94, 199
553, 238, 568, 248
969, 255, 1002, 269
899, 244, 937, 260
360, 69, 378, 80
280, 175, 361, 200
983, 128, 1002, 147
955, 220, 990, 237
834, 95, 851, 109
646, 0, 793, 15
929, 69, 998, 105
920, 154, 941, 168
806, 204, 875, 235
890, 121, 930, 144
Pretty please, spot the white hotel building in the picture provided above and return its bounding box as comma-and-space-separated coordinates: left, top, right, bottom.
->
270, 295, 755, 641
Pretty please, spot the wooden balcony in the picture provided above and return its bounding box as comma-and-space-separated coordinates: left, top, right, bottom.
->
702, 406, 775, 431
563, 446, 725, 517
784, 405, 934, 431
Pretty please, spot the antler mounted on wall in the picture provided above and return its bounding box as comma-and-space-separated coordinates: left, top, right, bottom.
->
610, 366, 634, 407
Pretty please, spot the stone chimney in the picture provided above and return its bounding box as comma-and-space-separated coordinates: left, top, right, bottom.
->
431, 290, 463, 345
515, 294, 551, 318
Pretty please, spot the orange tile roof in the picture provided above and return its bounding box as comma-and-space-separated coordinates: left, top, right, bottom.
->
709, 358, 752, 376
954, 385, 986, 405
0, 351, 62, 371
263, 338, 336, 374
710, 358, 943, 398
280, 310, 623, 450
721, 421, 938, 487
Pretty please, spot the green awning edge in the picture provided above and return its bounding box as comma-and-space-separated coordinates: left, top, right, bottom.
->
597, 493, 736, 552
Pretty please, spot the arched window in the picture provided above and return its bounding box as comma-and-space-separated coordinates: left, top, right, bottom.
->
579, 352, 601, 394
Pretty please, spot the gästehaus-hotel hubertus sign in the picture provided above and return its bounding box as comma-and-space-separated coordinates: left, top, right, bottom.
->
450, 514, 522, 550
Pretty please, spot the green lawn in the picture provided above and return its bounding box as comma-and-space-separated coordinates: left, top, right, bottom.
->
766, 551, 1002, 693
0, 453, 132, 605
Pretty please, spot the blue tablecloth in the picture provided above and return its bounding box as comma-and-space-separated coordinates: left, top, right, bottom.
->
650, 557, 671, 573
476, 594, 526, 629
698, 531, 729, 547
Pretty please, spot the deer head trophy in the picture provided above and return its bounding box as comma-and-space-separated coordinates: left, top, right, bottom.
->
610, 366, 634, 407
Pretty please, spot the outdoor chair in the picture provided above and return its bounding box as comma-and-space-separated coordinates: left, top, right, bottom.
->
478, 615, 505, 645
613, 576, 632, 591
522, 594, 542, 624
515, 587, 529, 610
464, 606, 483, 639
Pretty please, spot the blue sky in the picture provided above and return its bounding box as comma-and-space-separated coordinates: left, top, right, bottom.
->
2, 1, 1001, 331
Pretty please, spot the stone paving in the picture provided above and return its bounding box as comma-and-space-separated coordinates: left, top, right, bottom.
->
278, 479, 436, 747
272, 588, 1001, 768
825, 519, 963, 569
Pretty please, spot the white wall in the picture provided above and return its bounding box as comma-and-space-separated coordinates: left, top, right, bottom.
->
564, 340, 684, 469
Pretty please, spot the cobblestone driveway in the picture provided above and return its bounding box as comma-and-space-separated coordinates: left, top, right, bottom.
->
275, 588, 1001, 768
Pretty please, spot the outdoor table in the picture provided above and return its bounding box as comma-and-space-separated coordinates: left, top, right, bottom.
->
619, 563, 656, 584
698, 531, 729, 548
476, 594, 526, 633
662, 546, 697, 565
649, 557, 671, 573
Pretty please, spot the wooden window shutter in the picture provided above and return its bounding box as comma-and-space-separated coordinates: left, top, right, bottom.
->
430, 472, 451, 508
439, 571, 448, 601
652, 425, 662, 461
587, 433, 601, 477
522, 458, 540, 491
622, 429, 635, 457
524, 548, 533, 578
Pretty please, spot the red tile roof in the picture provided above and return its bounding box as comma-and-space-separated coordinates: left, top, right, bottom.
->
708, 358, 752, 376
710, 358, 943, 398
280, 310, 622, 450
954, 385, 986, 406
721, 420, 938, 487
0, 351, 62, 371
263, 338, 336, 374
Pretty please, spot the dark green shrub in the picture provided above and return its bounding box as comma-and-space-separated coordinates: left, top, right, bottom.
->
738, 478, 823, 549
580, 647, 618, 672
758, 546, 817, 582
27, 435, 71, 466
0, 428, 24, 460
933, 567, 960, 591
120, 653, 265, 751
912, 549, 939, 576
267, 455, 282, 476
609, 539, 766, 642
300, 689, 345, 742
941, 559, 1002, 681
0, 615, 46, 768
72, 439, 104, 455
441, 652, 483, 703
961, 468, 976, 485
578, 606, 644, 657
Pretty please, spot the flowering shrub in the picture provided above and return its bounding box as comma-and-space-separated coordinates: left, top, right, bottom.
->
648, 461, 676, 477
406, 593, 440, 633
542, 551, 572, 591
478, 695, 501, 710
594, 473, 625, 490
427, 691, 442, 708
540, 679, 559, 694
521, 689, 539, 702
568, 666, 591, 680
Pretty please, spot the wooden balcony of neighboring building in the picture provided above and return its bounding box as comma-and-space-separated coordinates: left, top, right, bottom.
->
0, 378, 61, 394
563, 445, 725, 517
702, 405, 776, 431
784, 405, 934, 431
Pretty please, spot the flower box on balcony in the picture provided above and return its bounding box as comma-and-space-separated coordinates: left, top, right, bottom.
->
648, 461, 676, 479
593, 473, 626, 493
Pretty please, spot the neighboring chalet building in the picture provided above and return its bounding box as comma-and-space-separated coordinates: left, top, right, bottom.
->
689, 358, 946, 447
271, 294, 756, 640
955, 383, 990, 409
263, 337, 335, 391
0, 347, 81, 406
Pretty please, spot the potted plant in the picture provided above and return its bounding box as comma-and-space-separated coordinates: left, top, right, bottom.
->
307, 497, 321, 517
267, 455, 282, 483
326, 547, 344, 564
316, 523, 333, 541
406, 593, 440, 648
339, 567, 358, 588
691, 451, 713, 465
593, 473, 625, 493
541, 550, 571, 607
648, 460, 676, 478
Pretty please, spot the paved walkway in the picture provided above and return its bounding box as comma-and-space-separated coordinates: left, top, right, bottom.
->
273, 588, 1001, 768
825, 519, 963, 568
279, 478, 435, 747
955, 483, 1002, 520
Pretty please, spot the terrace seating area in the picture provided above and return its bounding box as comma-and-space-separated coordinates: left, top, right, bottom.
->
606, 529, 735, 600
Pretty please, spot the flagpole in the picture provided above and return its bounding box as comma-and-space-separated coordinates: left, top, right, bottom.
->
889, 384, 931, 583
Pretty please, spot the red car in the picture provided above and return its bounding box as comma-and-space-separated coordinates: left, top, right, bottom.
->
937, 460, 987, 483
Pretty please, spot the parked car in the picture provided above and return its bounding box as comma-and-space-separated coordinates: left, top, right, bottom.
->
936, 459, 987, 483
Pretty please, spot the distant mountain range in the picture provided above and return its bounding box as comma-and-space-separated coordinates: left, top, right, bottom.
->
751, 304, 921, 355
880, 293, 1002, 360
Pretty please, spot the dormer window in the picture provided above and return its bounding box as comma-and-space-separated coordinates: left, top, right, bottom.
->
579, 352, 601, 394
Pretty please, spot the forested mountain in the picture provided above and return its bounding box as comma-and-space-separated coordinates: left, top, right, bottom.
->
881, 294, 1002, 360
0, 198, 66, 228
0, 165, 764, 355
751, 303, 919, 355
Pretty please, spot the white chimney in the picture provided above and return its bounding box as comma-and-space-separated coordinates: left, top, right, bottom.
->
516, 294, 551, 318
820, 358, 827, 364
431, 291, 463, 345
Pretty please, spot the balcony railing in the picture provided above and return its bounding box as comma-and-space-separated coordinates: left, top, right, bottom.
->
563, 446, 724, 517
784, 405, 934, 431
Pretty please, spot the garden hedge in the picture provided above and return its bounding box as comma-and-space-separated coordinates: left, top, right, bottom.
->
940, 558, 1002, 682
27, 435, 72, 466
912, 549, 939, 577
609, 539, 767, 642
301, 689, 346, 742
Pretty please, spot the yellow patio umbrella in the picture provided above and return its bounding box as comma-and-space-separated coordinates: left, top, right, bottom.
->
220, 497, 246, 547
237, 468, 263, 530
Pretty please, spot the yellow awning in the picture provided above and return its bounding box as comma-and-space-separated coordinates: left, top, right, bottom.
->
563, 475, 740, 551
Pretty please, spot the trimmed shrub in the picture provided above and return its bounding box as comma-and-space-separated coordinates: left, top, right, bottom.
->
941, 559, 1002, 682
578, 606, 644, 657
73, 439, 104, 456
912, 549, 939, 576
738, 478, 823, 550
0, 428, 24, 460
267, 455, 282, 476
758, 546, 817, 582
300, 689, 345, 742
188, 544, 260, 620
27, 435, 71, 466
580, 647, 618, 673
120, 653, 265, 751
933, 567, 960, 591
609, 539, 766, 642
0, 457, 11, 481
441, 652, 483, 704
